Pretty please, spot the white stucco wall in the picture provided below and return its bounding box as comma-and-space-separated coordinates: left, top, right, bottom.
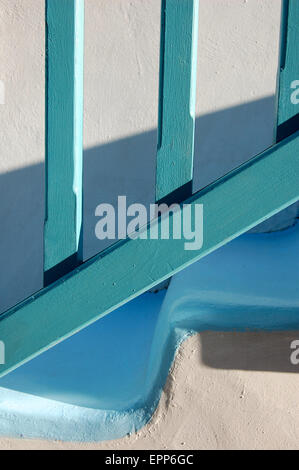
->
0, 0, 291, 313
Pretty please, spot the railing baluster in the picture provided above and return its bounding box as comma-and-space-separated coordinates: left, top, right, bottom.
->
44, 0, 84, 285
155, 0, 199, 203
277, 0, 299, 142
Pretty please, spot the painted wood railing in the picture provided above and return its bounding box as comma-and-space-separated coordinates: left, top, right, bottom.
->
44, 0, 84, 285
0, 0, 298, 377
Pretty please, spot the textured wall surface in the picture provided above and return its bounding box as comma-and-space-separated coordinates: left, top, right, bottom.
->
0, 0, 288, 313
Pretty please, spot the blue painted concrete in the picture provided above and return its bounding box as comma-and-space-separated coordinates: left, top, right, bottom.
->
0, 225, 299, 441
0, 292, 165, 411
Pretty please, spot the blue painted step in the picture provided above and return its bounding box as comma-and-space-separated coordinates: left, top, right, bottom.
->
0, 225, 298, 442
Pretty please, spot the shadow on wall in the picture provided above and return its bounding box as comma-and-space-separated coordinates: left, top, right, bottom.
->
1, 96, 298, 314
199, 331, 299, 373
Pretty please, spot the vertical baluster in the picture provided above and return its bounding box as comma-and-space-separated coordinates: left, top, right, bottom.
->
156, 0, 199, 203
44, 0, 84, 285
276, 0, 299, 141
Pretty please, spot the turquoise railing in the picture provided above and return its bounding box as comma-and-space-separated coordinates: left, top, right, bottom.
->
0, 0, 298, 377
